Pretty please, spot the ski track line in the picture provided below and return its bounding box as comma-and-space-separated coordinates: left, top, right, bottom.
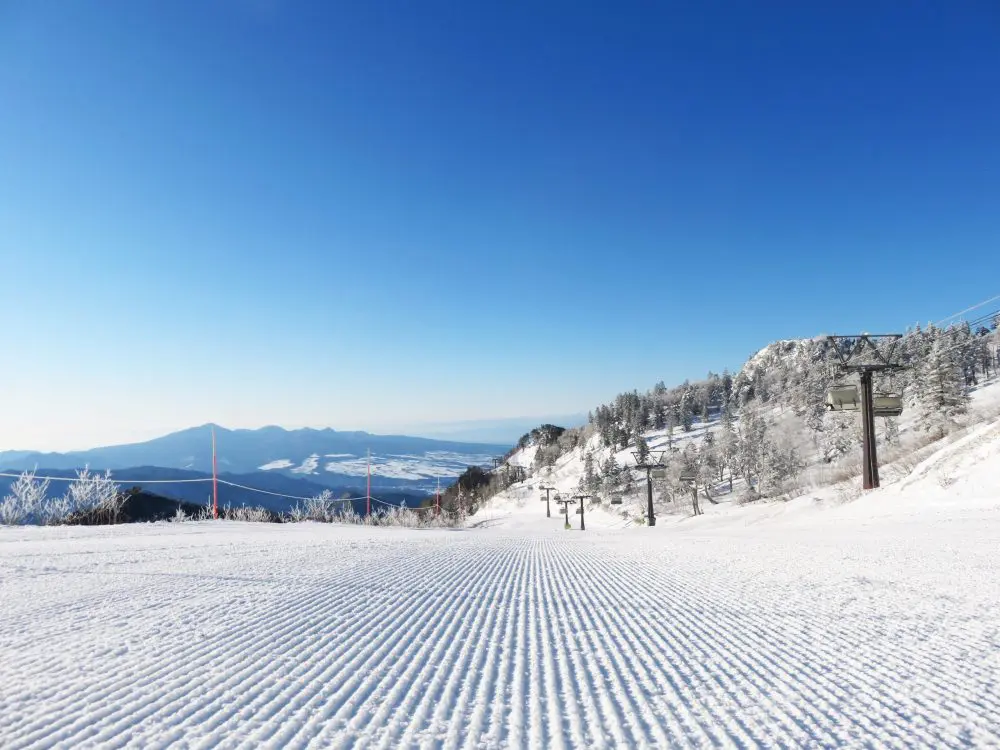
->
202, 543, 470, 747
276, 545, 486, 748
2, 525, 1000, 748
302, 541, 512, 748
614, 552, 919, 747
546, 541, 688, 748
536, 542, 583, 750
363, 544, 514, 749
431, 543, 524, 750
499, 537, 533, 749
559, 546, 727, 747
537, 540, 624, 749
600, 551, 855, 746
4, 543, 433, 748
8, 544, 378, 744
610, 546, 995, 747
452, 541, 519, 748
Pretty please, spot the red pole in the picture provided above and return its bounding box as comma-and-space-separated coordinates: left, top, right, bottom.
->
211, 426, 219, 519
366, 448, 371, 517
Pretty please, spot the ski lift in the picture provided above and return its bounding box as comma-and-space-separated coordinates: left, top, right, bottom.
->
650, 467, 667, 479
679, 470, 697, 483
873, 372, 903, 417
826, 384, 860, 411
575, 508, 583, 514
610, 495, 623, 505
873, 393, 903, 417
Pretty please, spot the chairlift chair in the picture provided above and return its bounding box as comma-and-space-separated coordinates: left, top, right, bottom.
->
873, 393, 903, 417
650, 467, 667, 479
610, 495, 623, 505
826, 384, 860, 411
679, 470, 697, 483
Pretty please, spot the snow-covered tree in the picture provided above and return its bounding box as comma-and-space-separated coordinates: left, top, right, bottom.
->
581, 451, 599, 494
62, 468, 122, 524
679, 388, 694, 432
599, 454, 622, 499
634, 434, 650, 465
0, 471, 51, 525
916, 336, 970, 437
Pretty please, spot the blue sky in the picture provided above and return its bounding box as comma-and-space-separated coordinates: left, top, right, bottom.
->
1, 1, 998, 450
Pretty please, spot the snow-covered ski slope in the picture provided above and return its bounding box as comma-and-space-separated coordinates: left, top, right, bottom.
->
3, 424, 1000, 748
489, 377, 1000, 530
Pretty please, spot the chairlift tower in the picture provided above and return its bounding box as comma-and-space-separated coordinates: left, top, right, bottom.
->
826, 335, 906, 490
679, 468, 702, 516
571, 493, 591, 531
539, 484, 556, 518
556, 497, 576, 529
631, 450, 667, 527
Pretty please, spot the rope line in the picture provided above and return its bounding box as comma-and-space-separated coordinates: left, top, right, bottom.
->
0, 472, 213, 484
369, 495, 435, 511
215, 479, 366, 503
0, 473, 415, 508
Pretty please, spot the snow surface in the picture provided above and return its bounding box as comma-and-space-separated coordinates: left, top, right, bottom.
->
257, 450, 496, 487
290, 454, 321, 475
322, 452, 496, 482
257, 459, 294, 471
3, 419, 1000, 749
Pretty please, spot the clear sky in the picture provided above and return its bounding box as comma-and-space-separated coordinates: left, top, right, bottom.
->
1, 1, 998, 451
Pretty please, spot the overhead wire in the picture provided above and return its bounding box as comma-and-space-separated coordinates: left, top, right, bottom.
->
935, 293, 1000, 326
0, 471, 213, 484
0, 473, 409, 510
215, 478, 366, 503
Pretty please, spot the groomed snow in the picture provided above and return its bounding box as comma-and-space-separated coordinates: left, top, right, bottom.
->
3, 460, 1000, 749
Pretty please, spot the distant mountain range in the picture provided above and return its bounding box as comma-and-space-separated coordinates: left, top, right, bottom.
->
0, 424, 509, 494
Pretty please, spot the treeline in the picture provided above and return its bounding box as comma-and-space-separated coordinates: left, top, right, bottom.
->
549, 321, 998, 504
433, 320, 998, 511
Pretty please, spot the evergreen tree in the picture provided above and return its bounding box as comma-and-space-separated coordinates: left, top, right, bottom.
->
680, 390, 694, 432
699, 431, 719, 491
634, 434, 651, 465
721, 368, 734, 406
581, 451, 599, 494
917, 336, 970, 437
718, 405, 737, 490
821, 412, 856, 462
600, 454, 622, 498
735, 408, 768, 492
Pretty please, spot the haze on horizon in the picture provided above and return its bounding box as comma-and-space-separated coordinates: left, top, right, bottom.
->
2, 2, 997, 452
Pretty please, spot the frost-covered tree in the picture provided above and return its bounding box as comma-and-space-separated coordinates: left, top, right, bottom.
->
679, 388, 694, 432
699, 431, 719, 492
821, 411, 857, 462
0, 471, 51, 525
760, 441, 802, 498
916, 336, 970, 437
735, 408, 767, 490
599, 454, 622, 499
581, 451, 599, 494
62, 468, 122, 524
634, 434, 650, 465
